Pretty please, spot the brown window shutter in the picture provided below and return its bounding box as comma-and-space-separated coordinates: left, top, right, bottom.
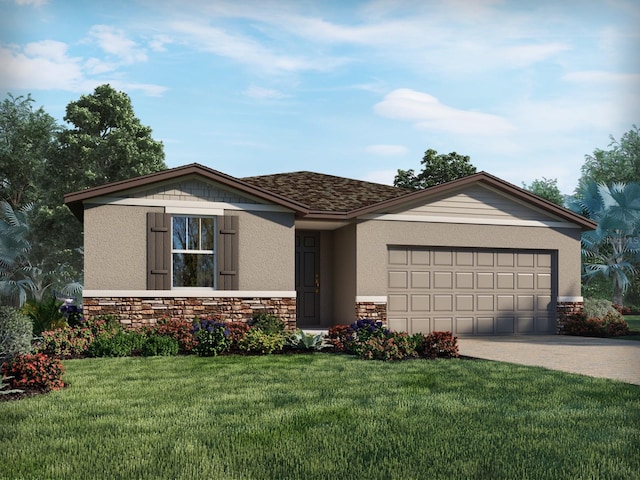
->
217, 215, 239, 290
147, 212, 171, 290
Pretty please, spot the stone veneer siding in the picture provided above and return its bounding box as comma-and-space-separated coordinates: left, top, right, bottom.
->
355, 301, 387, 321
83, 297, 297, 330
556, 301, 584, 334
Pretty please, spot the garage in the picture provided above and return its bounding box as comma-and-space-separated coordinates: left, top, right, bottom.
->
387, 246, 556, 336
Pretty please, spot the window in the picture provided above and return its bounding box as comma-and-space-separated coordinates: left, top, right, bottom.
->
172, 216, 215, 287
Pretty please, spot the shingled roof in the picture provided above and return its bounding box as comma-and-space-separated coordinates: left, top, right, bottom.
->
242, 171, 410, 212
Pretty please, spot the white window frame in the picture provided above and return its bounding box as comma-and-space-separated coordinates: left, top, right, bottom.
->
171, 215, 217, 289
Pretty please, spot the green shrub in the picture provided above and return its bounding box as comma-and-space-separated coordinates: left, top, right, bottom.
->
193, 319, 231, 356
422, 331, 459, 359
22, 296, 65, 336
249, 313, 286, 334
238, 329, 285, 354
0, 306, 33, 363
355, 332, 418, 361
88, 330, 146, 357
153, 318, 197, 354
583, 298, 616, 319
141, 335, 179, 357
345, 319, 390, 355
2, 353, 64, 392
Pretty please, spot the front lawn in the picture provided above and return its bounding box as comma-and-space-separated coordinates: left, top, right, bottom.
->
623, 315, 640, 341
1, 355, 638, 479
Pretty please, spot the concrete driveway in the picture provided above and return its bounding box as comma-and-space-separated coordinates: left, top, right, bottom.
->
458, 335, 640, 385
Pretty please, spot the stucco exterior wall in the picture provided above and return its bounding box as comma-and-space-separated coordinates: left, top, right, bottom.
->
355, 220, 582, 298
333, 224, 357, 325
235, 210, 295, 291
84, 205, 295, 292
84, 204, 161, 290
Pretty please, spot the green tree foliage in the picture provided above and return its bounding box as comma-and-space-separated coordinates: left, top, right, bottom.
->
31, 84, 167, 275
394, 149, 476, 191
567, 182, 640, 306
0, 201, 36, 307
0, 94, 59, 207
578, 125, 640, 188
522, 177, 564, 206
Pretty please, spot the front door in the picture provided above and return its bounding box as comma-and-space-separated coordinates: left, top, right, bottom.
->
295, 231, 320, 326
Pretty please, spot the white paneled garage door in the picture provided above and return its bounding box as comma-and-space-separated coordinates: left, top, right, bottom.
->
387, 247, 555, 335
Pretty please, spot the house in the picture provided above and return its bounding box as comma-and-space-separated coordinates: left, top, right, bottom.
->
64, 163, 596, 335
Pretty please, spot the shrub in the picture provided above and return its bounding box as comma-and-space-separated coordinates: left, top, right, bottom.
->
564, 311, 629, 338
249, 313, 286, 334
22, 296, 66, 336
612, 304, 632, 315
141, 334, 179, 357
2, 353, 64, 392
327, 325, 351, 352
1, 375, 23, 395
0, 306, 33, 363
422, 331, 459, 359
154, 318, 197, 353
34, 316, 124, 359
345, 319, 390, 354
356, 332, 418, 361
225, 321, 251, 351
88, 330, 147, 357
238, 329, 285, 354
59, 301, 83, 327
193, 319, 231, 356
583, 298, 616, 319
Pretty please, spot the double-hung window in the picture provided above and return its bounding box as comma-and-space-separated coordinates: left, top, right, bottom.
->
172, 216, 216, 288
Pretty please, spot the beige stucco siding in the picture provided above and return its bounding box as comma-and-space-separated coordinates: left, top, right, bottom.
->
333, 224, 357, 324
355, 220, 582, 298
235, 210, 295, 290
84, 204, 161, 290
85, 205, 295, 291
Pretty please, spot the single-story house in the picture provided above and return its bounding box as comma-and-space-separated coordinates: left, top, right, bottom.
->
64, 163, 596, 335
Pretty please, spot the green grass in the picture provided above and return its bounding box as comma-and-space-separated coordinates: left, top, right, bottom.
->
1, 355, 639, 480
622, 315, 640, 341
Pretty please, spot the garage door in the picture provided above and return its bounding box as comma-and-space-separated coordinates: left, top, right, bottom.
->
387, 247, 555, 335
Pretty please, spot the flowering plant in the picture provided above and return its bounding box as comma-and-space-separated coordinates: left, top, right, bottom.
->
192, 319, 231, 356
2, 353, 64, 392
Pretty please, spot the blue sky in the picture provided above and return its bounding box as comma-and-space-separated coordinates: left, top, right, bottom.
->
1, 0, 638, 194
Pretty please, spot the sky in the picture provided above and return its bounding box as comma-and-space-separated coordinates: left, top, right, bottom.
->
1, 0, 639, 194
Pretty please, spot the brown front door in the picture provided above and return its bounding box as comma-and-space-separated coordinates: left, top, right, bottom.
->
295, 231, 320, 326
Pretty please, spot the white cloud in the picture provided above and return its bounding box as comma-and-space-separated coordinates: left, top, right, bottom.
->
169, 20, 347, 74
87, 25, 148, 64
0, 41, 165, 96
374, 89, 516, 135
148, 34, 174, 52
244, 85, 289, 99
562, 70, 640, 85
365, 144, 408, 156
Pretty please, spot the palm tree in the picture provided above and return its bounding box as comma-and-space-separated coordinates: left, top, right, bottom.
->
567, 182, 640, 305
0, 201, 36, 307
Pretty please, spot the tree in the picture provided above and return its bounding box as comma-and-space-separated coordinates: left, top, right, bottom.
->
522, 177, 564, 206
578, 125, 640, 188
394, 149, 476, 190
0, 94, 59, 207
32, 84, 167, 276
0, 201, 36, 307
567, 181, 640, 306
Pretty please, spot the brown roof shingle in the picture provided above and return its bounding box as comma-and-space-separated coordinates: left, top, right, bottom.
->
242, 171, 410, 212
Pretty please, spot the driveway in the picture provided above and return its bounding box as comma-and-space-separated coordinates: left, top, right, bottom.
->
457, 335, 640, 385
